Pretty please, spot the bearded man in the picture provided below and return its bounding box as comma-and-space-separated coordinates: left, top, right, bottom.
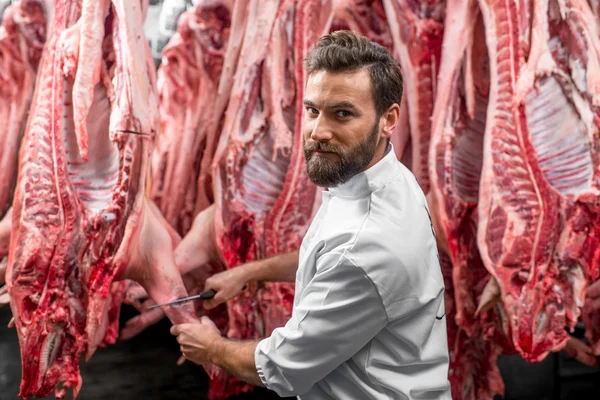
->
171, 30, 452, 400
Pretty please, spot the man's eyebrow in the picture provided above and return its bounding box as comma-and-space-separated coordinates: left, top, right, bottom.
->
302, 99, 358, 109
328, 101, 357, 110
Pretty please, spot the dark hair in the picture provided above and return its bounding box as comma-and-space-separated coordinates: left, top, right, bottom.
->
303, 30, 403, 117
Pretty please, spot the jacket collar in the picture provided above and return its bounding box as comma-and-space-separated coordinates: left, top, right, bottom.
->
327, 143, 400, 197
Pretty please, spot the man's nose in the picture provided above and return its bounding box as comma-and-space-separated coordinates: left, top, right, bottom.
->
309, 117, 333, 142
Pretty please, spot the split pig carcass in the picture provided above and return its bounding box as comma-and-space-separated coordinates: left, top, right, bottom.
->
428, 1, 516, 398
0, 0, 48, 282
150, 0, 240, 236
474, 0, 600, 362
429, 0, 600, 397
118, 0, 250, 341
5, 0, 201, 398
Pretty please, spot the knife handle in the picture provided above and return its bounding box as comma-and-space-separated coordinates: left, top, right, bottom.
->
201, 288, 217, 299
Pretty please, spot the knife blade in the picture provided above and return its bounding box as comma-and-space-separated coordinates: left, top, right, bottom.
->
148, 288, 217, 309
147, 285, 247, 309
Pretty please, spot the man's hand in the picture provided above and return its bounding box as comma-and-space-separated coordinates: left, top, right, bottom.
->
171, 316, 264, 387
171, 317, 222, 366
564, 336, 597, 367
203, 267, 248, 310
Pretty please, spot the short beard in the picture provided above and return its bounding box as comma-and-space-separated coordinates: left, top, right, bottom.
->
304, 121, 380, 188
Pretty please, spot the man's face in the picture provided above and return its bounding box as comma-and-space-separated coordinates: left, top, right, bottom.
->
302, 69, 382, 187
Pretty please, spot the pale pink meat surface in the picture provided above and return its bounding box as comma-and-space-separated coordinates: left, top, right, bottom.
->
118, 0, 251, 344
151, 0, 237, 235
383, 0, 445, 194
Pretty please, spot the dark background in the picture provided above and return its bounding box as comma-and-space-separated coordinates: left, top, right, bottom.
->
1, 305, 600, 400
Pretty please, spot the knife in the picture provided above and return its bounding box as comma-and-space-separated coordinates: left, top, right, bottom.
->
148, 289, 217, 309
148, 285, 247, 309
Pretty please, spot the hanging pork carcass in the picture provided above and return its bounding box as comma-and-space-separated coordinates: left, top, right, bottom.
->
118, 0, 249, 341
382, 0, 446, 194
150, 0, 239, 236
428, 1, 516, 398
5, 0, 201, 398
472, 0, 600, 362
427, 0, 600, 396
0, 0, 48, 280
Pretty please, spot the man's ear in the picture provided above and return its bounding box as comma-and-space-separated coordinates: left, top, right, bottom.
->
380, 103, 401, 139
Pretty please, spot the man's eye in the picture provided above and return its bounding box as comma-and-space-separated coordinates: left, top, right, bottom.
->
336, 110, 352, 118
306, 107, 318, 115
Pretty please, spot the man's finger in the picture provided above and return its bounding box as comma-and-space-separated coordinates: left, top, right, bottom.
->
176, 334, 188, 345
176, 355, 186, 366
204, 292, 227, 310
203, 298, 218, 310
171, 323, 197, 335
564, 337, 598, 367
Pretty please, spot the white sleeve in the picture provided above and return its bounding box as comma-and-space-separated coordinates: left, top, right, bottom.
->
254, 253, 388, 397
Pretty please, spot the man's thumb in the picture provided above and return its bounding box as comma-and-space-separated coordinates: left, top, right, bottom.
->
204, 292, 226, 310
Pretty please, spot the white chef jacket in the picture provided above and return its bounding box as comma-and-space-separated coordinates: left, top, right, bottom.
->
255, 144, 452, 399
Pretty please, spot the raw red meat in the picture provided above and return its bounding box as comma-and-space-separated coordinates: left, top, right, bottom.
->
382, 0, 445, 194
151, 0, 238, 235
0, 0, 48, 264
590, 0, 600, 19
430, 0, 493, 341
6, 1, 198, 398
0, 208, 12, 280
440, 252, 507, 400
118, 0, 252, 341
428, 1, 515, 397
124, 0, 243, 337
330, 0, 394, 50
